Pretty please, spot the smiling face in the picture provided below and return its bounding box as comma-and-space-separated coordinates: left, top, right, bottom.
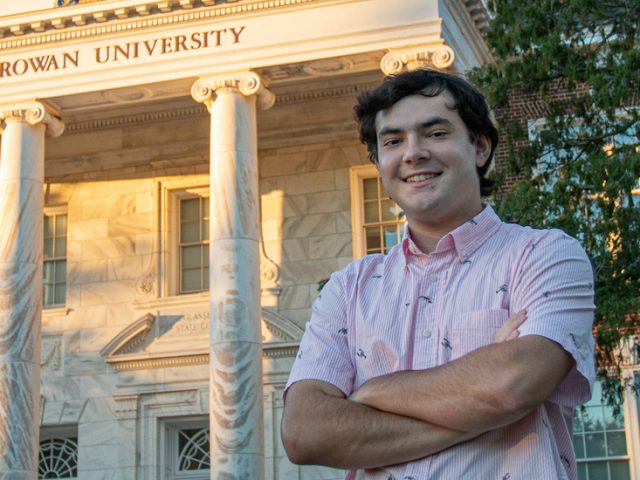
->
375, 92, 491, 245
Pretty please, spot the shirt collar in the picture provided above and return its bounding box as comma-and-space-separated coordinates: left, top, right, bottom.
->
401, 205, 502, 263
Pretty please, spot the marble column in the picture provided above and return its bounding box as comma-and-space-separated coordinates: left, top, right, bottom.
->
191, 72, 274, 480
0, 102, 64, 480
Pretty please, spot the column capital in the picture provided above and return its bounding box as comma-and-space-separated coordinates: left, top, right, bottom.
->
380, 44, 455, 76
0, 101, 65, 138
191, 72, 275, 112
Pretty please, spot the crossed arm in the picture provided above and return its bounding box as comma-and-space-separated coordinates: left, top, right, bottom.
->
281, 311, 572, 468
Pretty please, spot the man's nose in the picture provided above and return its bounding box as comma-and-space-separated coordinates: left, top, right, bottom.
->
402, 135, 429, 163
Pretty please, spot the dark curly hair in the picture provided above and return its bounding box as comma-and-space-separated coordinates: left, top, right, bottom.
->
354, 69, 498, 196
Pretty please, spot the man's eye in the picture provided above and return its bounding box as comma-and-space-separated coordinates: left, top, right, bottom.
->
383, 138, 400, 147
429, 131, 447, 138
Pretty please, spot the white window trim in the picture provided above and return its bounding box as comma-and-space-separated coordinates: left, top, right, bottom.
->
172, 187, 210, 296
161, 416, 210, 480
43, 205, 68, 309
154, 176, 210, 299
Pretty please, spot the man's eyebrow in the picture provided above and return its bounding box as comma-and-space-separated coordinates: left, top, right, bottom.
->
377, 117, 454, 138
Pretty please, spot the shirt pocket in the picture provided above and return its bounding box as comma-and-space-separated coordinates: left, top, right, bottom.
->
447, 309, 510, 362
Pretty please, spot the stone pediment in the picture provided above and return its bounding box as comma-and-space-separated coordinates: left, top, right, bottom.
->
100, 307, 303, 371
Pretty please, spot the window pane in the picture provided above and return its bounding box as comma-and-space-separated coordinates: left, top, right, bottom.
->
573, 435, 585, 459
577, 462, 587, 480
181, 198, 199, 222
43, 262, 54, 283
54, 284, 66, 305
54, 261, 66, 282
606, 431, 627, 456
203, 245, 209, 268
55, 215, 67, 236
202, 219, 209, 241
182, 246, 202, 270
365, 227, 381, 253
383, 225, 400, 253
585, 432, 606, 457
587, 461, 608, 479
44, 216, 54, 239
181, 221, 200, 244
43, 283, 54, 305
54, 237, 67, 258
364, 200, 379, 224
584, 406, 605, 431
609, 460, 630, 480
380, 199, 399, 221
203, 267, 209, 290
182, 269, 202, 292
44, 238, 54, 259
202, 198, 209, 218
363, 178, 378, 200
604, 407, 624, 430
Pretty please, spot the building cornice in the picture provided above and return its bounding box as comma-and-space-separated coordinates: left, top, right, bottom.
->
63, 80, 379, 132
107, 342, 299, 371
0, 0, 319, 50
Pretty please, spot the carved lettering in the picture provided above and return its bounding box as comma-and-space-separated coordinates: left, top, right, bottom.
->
230, 26, 245, 43
213, 28, 227, 46
143, 39, 158, 56
161, 37, 173, 54
12, 59, 28, 75
114, 44, 131, 61
0, 26, 246, 80
174, 35, 188, 52
95, 46, 109, 64
62, 51, 80, 68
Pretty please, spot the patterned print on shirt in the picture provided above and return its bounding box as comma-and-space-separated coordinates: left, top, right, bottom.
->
419, 296, 433, 303
338, 328, 348, 335
496, 284, 508, 294
441, 338, 452, 350
356, 349, 367, 359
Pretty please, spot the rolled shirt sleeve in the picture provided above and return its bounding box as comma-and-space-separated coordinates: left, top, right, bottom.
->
510, 229, 596, 406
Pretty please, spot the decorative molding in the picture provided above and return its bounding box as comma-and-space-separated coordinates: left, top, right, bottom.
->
65, 105, 207, 133
463, 0, 491, 34
1, 0, 319, 50
106, 342, 298, 371
64, 82, 376, 133
191, 71, 275, 111
99, 312, 155, 357
380, 44, 455, 76
114, 394, 139, 419
0, 101, 65, 137
100, 307, 301, 371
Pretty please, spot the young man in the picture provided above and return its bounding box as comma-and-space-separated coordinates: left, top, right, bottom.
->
281, 70, 595, 480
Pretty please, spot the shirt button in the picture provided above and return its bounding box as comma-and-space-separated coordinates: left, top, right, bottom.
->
422, 329, 432, 338
430, 274, 438, 282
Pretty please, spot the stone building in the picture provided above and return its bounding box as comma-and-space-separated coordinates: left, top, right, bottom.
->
0, 0, 638, 479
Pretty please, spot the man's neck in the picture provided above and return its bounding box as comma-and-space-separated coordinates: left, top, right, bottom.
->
407, 205, 485, 254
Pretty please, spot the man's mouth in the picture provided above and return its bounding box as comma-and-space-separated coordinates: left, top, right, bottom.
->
405, 172, 440, 183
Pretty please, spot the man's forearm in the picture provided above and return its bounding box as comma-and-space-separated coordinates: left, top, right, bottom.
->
350, 335, 571, 432
281, 380, 476, 469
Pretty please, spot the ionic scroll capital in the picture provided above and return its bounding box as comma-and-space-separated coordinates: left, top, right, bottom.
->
0, 101, 65, 138
380, 44, 455, 76
191, 72, 275, 112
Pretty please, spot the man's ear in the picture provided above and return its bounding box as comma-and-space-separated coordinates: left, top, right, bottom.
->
475, 135, 492, 168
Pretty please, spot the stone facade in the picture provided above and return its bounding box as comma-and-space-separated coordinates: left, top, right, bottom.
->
0, 1, 497, 479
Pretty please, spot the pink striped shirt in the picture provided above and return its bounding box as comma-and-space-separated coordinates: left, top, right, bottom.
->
286, 205, 595, 480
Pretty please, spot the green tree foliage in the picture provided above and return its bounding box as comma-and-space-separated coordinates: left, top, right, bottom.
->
471, 0, 640, 406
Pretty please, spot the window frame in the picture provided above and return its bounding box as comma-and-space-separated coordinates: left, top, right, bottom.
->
43, 205, 68, 308
39, 425, 78, 480
162, 417, 210, 480
164, 184, 210, 297
349, 164, 405, 259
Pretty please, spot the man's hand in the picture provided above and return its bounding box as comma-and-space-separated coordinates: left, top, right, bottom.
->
493, 310, 526, 343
